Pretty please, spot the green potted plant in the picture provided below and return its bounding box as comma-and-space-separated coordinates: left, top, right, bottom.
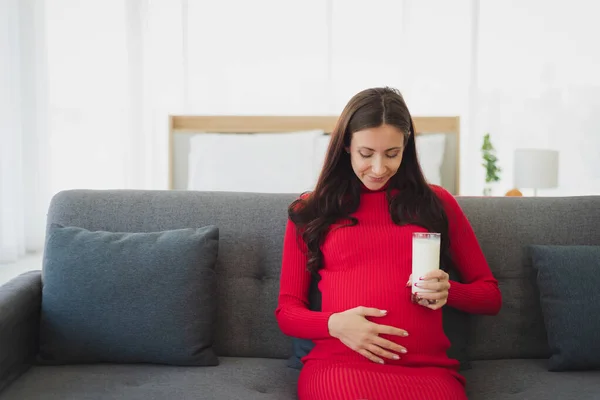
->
481, 133, 501, 196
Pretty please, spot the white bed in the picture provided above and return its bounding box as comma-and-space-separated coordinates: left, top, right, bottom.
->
168, 116, 461, 195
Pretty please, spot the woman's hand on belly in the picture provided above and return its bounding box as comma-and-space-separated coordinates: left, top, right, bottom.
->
327, 306, 409, 364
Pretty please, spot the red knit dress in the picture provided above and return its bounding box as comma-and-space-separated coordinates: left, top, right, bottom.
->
275, 184, 502, 400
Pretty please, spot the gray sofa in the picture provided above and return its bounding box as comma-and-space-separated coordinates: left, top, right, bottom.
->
1, 190, 599, 399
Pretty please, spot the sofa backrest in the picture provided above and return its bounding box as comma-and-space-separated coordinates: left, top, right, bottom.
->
47, 190, 297, 359
459, 196, 600, 361
46, 190, 600, 361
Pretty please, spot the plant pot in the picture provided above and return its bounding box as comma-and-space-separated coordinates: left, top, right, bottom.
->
483, 183, 498, 196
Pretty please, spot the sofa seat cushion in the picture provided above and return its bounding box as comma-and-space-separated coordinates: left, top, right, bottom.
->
463, 359, 600, 400
0, 358, 299, 400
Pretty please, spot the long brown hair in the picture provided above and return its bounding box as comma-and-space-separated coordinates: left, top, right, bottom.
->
289, 87, 452, 275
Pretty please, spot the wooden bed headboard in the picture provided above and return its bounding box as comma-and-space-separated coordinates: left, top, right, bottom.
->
168, 115, 461, 194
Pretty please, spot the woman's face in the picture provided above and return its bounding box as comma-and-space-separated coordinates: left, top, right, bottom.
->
347, 124, 405, 191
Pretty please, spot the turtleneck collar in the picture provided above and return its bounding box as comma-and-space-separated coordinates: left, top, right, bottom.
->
360, 181, 390, 193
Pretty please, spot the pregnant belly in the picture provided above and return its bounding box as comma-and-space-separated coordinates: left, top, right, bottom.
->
317, 269, 450, 362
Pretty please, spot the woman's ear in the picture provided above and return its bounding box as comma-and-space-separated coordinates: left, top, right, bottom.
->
344, 146, 350, 154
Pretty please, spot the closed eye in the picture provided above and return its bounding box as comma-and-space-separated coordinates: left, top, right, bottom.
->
359, 152, 401, 159
359, 153, 400, 159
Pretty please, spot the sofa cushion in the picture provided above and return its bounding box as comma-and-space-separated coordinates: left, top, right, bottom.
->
4, 358, 599, 400
0, 358, 299, 400
38, 224, 220, 366
463, 359, 600, 400
530, 245, 600, 371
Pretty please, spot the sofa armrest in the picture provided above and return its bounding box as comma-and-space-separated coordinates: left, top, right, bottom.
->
0, 271, 42, 392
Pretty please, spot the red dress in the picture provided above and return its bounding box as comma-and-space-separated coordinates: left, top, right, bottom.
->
275, 184, 502, 400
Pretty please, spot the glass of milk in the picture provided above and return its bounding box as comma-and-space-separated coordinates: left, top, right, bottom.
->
411, 232, 441, 301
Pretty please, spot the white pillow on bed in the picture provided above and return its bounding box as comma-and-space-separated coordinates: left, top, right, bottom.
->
187, 130, 447, 192
313, 134, 332, 181
187, 130, 324, 193
415, 134, 446, 186
313, 134, 447, 186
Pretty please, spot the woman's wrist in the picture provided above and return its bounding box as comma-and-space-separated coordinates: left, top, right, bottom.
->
327, 313, 340, 338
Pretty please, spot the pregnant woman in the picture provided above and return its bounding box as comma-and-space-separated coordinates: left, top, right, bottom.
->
275, 87, 502, 400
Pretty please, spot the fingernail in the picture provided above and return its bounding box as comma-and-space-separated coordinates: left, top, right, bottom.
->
380, 310, 387, 314
414, 283, 419, 287
419, 276, 425, 280
393, 355, 400, 360
379, 360, 385, 364
400, 349, 407, 354
403, 332, 409, 337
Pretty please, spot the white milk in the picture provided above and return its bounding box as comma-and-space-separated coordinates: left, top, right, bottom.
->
411, 233, 441, 294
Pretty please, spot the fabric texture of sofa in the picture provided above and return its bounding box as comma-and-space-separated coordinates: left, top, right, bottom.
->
1, 189, 599, 399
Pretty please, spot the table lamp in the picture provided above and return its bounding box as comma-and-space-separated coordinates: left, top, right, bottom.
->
513, 149, 559, 196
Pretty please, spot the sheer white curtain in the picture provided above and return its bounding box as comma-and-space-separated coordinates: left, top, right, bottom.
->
1, 0, 184, 264
44, 0, 183, 192
0, 0, 50, 263
0, 0, 25, 263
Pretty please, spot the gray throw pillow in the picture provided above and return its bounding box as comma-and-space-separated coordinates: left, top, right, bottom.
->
38, 223, 220, 366
530, 245, 600, 371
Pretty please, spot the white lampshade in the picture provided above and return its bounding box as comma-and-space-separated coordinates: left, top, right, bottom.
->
514, 149, 559, 190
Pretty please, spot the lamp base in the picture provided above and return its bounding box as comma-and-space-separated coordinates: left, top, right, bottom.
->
505, 188, 523, 197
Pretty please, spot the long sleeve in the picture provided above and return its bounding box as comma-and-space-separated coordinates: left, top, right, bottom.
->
433, 186, 502, 315
275, 218, 334, 339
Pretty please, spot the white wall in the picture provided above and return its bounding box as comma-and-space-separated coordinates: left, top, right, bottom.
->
182, 0, 600, 196
25, 0, 600, 197
183, 0, 477, 192
470, 0, 600, 196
